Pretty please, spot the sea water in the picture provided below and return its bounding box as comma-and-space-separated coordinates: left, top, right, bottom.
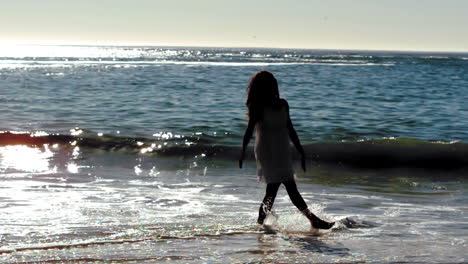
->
0, 45, 467, 263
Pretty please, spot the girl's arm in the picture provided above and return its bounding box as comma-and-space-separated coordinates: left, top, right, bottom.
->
284, 100, 306, 172
239, 117, 257, 168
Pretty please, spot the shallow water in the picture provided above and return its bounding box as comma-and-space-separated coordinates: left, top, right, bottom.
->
0, 145, 466, 263
0, 45, 467, 263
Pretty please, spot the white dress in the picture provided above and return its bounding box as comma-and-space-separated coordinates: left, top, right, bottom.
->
255, 106, 294, 183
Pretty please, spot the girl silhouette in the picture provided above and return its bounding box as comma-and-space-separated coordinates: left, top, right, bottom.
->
239, 71, 334, 230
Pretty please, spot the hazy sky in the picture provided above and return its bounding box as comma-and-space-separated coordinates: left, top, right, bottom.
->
1, 0, 467, 51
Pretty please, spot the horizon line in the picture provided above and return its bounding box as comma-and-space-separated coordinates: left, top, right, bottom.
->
1, 41, 467, 54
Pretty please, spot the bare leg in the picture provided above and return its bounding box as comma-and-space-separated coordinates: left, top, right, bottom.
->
258, 183, 281, 225
283, 180, 334, 229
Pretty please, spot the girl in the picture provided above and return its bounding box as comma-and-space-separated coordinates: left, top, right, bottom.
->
239, 71, 334, 230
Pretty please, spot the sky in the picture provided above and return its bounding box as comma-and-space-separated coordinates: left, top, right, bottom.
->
1, 0, 467, 52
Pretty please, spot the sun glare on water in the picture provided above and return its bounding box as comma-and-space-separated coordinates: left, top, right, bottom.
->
0, 145, 54, 173
0, 43, 149, 59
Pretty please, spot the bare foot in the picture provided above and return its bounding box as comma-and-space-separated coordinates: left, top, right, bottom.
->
302, 209, 335, 230
312, 219, 335, 230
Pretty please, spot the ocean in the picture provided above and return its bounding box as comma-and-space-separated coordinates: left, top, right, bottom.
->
0, 45, 467, 263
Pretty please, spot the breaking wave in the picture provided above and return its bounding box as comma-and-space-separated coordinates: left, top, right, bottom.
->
1, 132, 467, 169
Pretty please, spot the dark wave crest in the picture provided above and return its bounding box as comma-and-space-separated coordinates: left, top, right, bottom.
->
1, 132, 467, 169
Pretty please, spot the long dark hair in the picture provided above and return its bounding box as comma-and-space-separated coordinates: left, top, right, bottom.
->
246, 71, 280, 120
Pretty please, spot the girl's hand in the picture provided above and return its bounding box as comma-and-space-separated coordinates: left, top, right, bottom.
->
239, 151, 245, 168
301, 155, 306, 172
